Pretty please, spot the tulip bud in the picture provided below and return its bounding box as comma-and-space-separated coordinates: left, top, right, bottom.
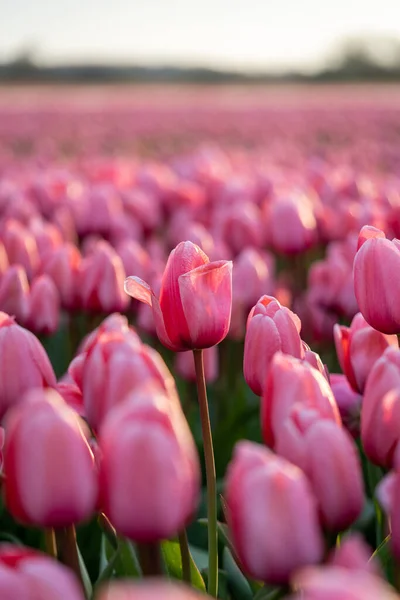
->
0, 312, 56, 419
41, 243, 82, 310
79, 241, 128, 314
244, 296, 304, 396
125, 241, 232, 351
261, 353, 341, 448
264, 194, 317, 255
0, 265, 30, 325
361, 347, 400, 467
82, 332, 177, 431
99, 390, 200, 541
97, 580, 206, 600
27, 274, 60, 335
354, 226, 400, 334
328, 533, 380, 575
0, 545, 84, 600
334, 312, 398, 393
225, 441, 323, 584
2, 220, 39, 280
4, 389, 98, 527
291, 566, 398, 600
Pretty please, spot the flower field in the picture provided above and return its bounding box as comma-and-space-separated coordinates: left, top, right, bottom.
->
0, 83, 400, 598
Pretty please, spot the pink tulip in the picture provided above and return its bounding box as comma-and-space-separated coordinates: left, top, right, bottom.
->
79, 241, 128, 314
82, 332, 177, 432
175, 346, 218, 383
0, 265, 30, 325
0, 312, 56, 419
361, 347, 400, 467
244, 296, 304, 396
0, 545, 84, 600
99, 390, 200, 541
41, 243, 82, 310
97, 580, 206, 600
225, 441, 323, 584
353, 226, 400, 333
328, 533, 380, 575
2, 220, 39, 280
290, 566, 398, 600
261, 353, 341, 448
125, 241, 232, 351
264, 194, 318, 255
3, 389, 98, 527
27, 274, 60, 335
334, 312, 398, 393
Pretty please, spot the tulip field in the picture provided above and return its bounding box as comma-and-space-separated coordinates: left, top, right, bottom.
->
2, 83, 400, 599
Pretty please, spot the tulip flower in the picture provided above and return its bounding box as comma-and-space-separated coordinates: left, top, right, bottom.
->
328, 533, 380, 575
0, 265, 30, 326
261, 353, 341, 448
3, 389, 98, 527
41, 242, 82, 310
97, 580, 206, 600
330, 374, 362, 438
82, 332, 178, 431
99, 389, 200, 542
2, 220, 39, 280
334, 312, 398, 393
0, 545, 84, 600
27, 274, 60, 335
353, 226, 400, 334
291, 566, 398, 600
225, 441, 323, 584
361, 347, 400, 467
124, 241, 232, 351
0, 312, 56, 419
244, 296, 304, 396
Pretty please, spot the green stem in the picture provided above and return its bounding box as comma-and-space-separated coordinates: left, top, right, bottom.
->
193, 349, 218, 598
55, 525, 85, 595
178, 529, 191, 584
137, 542, 163, 576
44, 528, 57, 558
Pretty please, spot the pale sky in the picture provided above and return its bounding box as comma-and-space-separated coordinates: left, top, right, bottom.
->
2, 0, 400, 72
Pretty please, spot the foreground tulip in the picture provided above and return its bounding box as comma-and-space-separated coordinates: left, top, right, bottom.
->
82, 332, 178, 431
361, 347, 400, 467
0, 312, 56, 419
353, 226, 400, 334
99, 389, 200, 542
290, 566, 398, 600
0, 545, 84, 600
261, 353, 341, 448
125, 241, 232, 351
334, 312, 398, 393
244, 296, 304, 396
4, 389, 98, 527
97, 580, 207, 599
225, 441, 323, 584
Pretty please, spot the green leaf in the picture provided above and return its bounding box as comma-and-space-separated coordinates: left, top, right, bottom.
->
114, 539, 141, 578
253, 586, 287, 600
223, 547, 252, 600
161, 539, 206, 592
77, 546, 93, 600
198, 519, 231, 549
371, 534, 395, 585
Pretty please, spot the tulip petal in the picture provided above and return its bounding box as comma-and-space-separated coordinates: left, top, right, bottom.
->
179, 260, 233, 349
124, 277, 153, 306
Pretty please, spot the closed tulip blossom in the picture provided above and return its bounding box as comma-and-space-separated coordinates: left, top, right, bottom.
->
26, 274, 60, 336
361, 347, 400, 468
0, 312, 56, 420
334, 312, 398, 393
290, 566, 399, 600
4, 389, 98, 527
262, 353, 341, 448
0, 265, 30, 326
0, 545, 85, 600
99, 390, 200, 542
124, 241, 233, 351
97, 580, 206, 600
353, 226, 400, 334
244, 296, 304, 396
225, 441, 323, 584
82, 332, 178, 432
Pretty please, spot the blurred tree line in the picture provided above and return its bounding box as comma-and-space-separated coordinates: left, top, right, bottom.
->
1, 37, 400, 84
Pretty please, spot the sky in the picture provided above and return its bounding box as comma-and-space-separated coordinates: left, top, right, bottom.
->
1, 0, 400, 72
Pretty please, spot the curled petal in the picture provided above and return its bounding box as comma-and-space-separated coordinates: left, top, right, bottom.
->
124, 277, 153, 306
